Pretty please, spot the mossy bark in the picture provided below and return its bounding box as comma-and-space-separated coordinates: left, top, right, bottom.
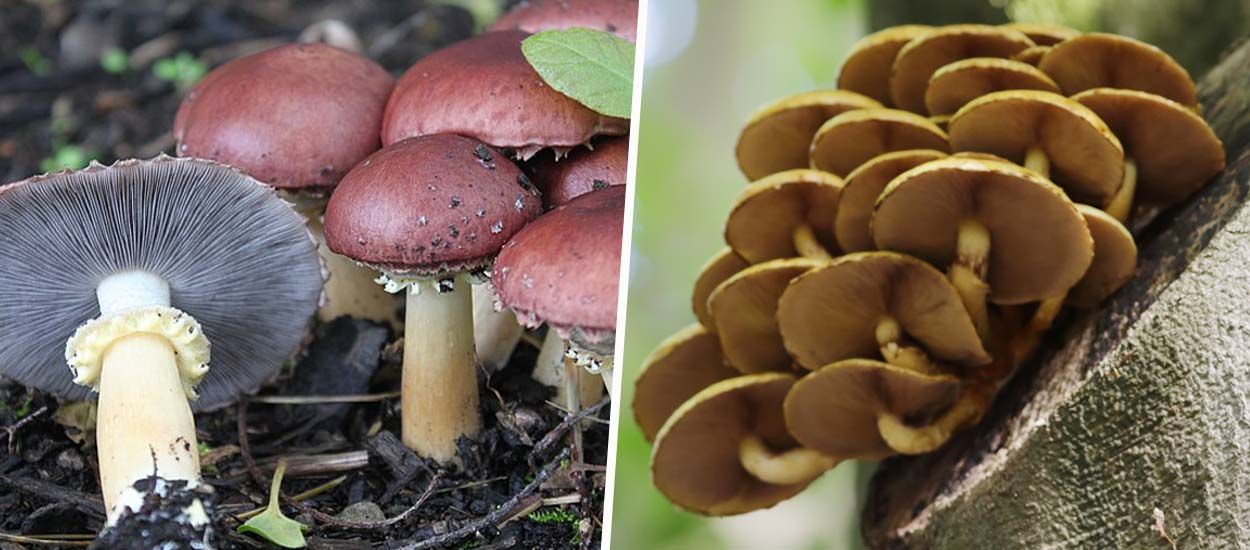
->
863, 40, 1250, 549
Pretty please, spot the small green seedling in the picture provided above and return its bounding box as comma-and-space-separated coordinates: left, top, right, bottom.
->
19, 47, 51, 76
154, 51, 207, 90
100, 48, 129, 74
521, 28, 635, 118
238, 460, 308, 548
40, 145, 93, 173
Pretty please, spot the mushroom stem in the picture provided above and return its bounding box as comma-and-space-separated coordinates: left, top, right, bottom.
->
876, 385, 989, 455
562, 351, 585, 464
1104, 158, 1138, 222
402, 274, 480, 463
1024, 145, 1050, 177
472, 283, 524, 371
1009, 295, 1066, 364
792, 223, 834, 259
738, 434, 837, 485
874, 317, 938, 374
949, 219, 992, 341
97, 332, 201, 524
534, 331, 604, 416
305, 213, 400, 329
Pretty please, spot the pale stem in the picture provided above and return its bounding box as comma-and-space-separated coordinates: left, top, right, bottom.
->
562, 351, 584, 464
1024, 145, 1050, 177
949, 219, 992, 342
1011, 295, 1066, 365
875, 317, 938, 374
402, 274, 480, 464
305, 212, 400, 329
792, 223, 833, 259
534, 331, 604, 410
876, 386, 989, 455
472, 283, 524, 371
1104, 158, 1138, 222
738, 434, 837, 485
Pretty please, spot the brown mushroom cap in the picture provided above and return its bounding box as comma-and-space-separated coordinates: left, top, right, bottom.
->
707, 258, 823, 374
784, 359, 959, 459
948, 90, 1124, 205
489, 0, 639, 41
493, 185, 623, 346
1012, 45, 1051, 66
173, 43, 393, 190
382, 31, 628, 152
889, 24, 1035, 113
724, 169, 842, 263
1038, 33, 1197, 107
324, 134, 543, 277
872, 157, 1093, 304
836, 149, 946, 252
692, 248, 749, 331
531, 136, 629, 208
1072, 88, 1224, 206
633, 324, 738, 441
777, 252, 991, 370
735, 91, 882, 181
1002, 22, 1079, 46
652, 373, 815, 516
837, 25, 933, 105
924, 57, 1060, 115
809, 109, 950, 177
1067, 205, 1137, 308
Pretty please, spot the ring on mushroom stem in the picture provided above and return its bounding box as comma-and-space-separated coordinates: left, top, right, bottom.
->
736, 91, 881, 181
725, 169, 843, 263
808, 108, 950, 177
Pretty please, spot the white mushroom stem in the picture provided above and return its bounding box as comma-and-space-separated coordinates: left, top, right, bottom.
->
875, 317, 938, 374
876, 385, 989, 455
792, 223, 834, 259
402, 274, 480, 464
949, 218, 992, 342
1010, 295, 1067, 365
738, 434, 837, 485
1104, 158, 1138, 223
535, 332, 605, 410
305, 209, 399, 329
1024, 145, 1050, 176
473, 283, 524, 371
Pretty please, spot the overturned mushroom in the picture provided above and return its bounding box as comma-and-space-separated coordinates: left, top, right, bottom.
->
633, 324, 737, 441
835, 149, 946, 252
490, 0, 639, 41
531, 135, 629, 209
707, 258, 823, 374
889, 24, 1034, 113
652, 373, 836, 515
924, 57, 1060, 116
691, 248, 748, 331
1039, 33, 1197, 106
0, 157, 322, 537
809, 108, 950, 176
837, 25, 933, 105
735, 91, 881, 181
724, 169, 843, 262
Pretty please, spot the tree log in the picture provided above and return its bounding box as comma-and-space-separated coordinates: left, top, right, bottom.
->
863, 39, 1250, 549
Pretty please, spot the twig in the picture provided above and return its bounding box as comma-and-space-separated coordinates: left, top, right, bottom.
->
2, 405, 49, 452
0, 532, 92, 547
249, 392, 400, 405
0, 473, 105, 518
531, 396, 610, 465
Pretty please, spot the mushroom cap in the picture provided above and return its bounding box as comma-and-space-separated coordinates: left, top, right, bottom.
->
1012, 45, 1051, 66
949, 90, 1124, 205
836, 149, 946, 253
735, 90, 882, 181
652, 373, 815, 516
724, 169, 843, 263
324, 135, 543, 277
382, 31, 628, 151
837, 25, 933, 105
872, 157, 1093, 304
633, 324, 738, 441
1001, 22, 1079, 46
889, 24, 1035, 113
494, 185, 624, 343
173, 43, 393, 191
0, 157, 323, 410
1067, 205, 1137, 308
809, 109, 950, 177
777, 251, 991, 370
692, 247, 748, 331
783, 359, 959, 459
924, 57, 1060, 115
489, 0, 639, 41
1038, 33, 1197, 107
530, 136, 629, 209
1072, 88, 1224, 206
707, 258, 823, 374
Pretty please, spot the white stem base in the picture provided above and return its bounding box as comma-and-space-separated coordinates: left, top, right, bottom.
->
307, 213, 400, 330
473, 284, 524, 371
535, 331, 604, 409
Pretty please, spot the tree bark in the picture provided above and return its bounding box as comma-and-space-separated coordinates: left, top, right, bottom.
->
863, 39, 1250, 549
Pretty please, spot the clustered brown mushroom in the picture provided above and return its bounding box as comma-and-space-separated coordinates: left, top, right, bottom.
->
634, 22, 1225, 516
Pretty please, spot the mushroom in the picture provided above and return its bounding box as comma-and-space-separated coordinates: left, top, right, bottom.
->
776, 252, 990, 374
1072, 88, 1224, 223
323, 135, 543, 462
490, 0, 639, 41
835, 149, 946, 252
0, 157, 322, 532
1038, 33, 1198, 107
173, 43, 397, 329
633, 324, 737, 441
837, 25, 933, 105
924, 58, 1060, 116
724, 169, 843, 262
889, 24, 1035, 113
1067, 205, 1138, 308
1012, 45, 1051, 66
735, 90, 881, 181
707, 258, 823, 374
809, 108, 950, 177
948, 90, 1124, 206
530, 135, 629, 209
784, 359, 972, 457
872, 157, 1093, 342
1001, 22, 1079, 46
382, 30, 628, 159
651, 373, 836, 515
691, 247, 748, 331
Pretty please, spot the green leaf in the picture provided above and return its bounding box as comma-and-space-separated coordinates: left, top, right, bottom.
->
100, 48, 129, 74
238, 461, 308, 548
522, 28, 635, 119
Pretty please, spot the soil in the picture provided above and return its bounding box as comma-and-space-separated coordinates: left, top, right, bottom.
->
0, 2, 609, 549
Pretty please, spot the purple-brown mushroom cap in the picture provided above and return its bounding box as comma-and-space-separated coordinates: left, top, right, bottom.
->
531, 136, 629, 208
323, 134, 543, 277
490, 0, 639, 41
173, 43, 393, 190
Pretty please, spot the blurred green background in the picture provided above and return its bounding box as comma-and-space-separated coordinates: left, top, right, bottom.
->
614, 0, 1248, 548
